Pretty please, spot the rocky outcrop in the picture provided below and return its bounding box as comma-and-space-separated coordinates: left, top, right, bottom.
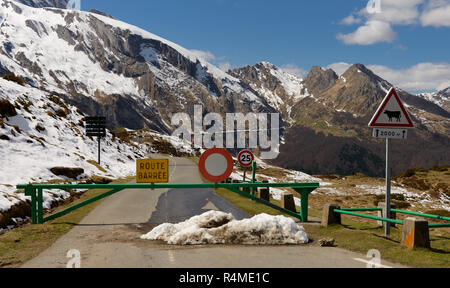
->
14, 0, 69, 9
0, 201, 31, 228
304, 66, 338, 96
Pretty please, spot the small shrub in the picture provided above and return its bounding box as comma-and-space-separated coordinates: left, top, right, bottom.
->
11, 125, 21, 134
391, 194, 406, 201
49, 167, 84, 179
48, 95, 64, 106
0, 99, 17, 118
55, 109, 68, 118
112, 128, 131, 143
431, 165, 449, 172
391, 200, 411, 209
0, 134, 10, 141
76, 107, 84, 116
152, 138, 178, 156
373, 194, 408, 206
15, 98, 33, 113
424, 209, 450, 218
1, 73, 26, 86
81, 175, 113, 185
30, 135, 46, 147
35, 124, 46, 132
401, 177, 430, 191
397, 169, 416, 178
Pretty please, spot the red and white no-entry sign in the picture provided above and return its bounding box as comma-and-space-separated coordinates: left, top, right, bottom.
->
199, 148, 234, 183
238, 150, 254, 167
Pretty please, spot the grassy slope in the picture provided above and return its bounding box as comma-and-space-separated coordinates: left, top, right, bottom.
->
215, 188, 450, 268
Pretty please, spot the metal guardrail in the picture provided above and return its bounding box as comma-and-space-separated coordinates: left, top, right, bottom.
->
391, 209, 450, 221
17, 182, 320, 224
334, 209, 403, 225
334, 208, 450, 228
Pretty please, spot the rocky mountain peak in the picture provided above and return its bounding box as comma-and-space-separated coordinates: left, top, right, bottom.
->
13, 0, 69, 8
342, 63, 383, 83
256, 61, 277, 70
418, 86, 450, 113
303, 66, 338, 96
437, 86, 450, 96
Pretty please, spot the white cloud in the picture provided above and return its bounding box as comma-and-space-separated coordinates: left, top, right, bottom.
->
280, 64, 308, 78
340, 14, 362, 25
337, 20, 397, 45
421, 0, 450, 27
325, 62, 352, 76
190, 49, 216, 62
218, 62, 232, 72
367, 0, 425, 25
368, 62, 450, 92
336, 0, 449, 45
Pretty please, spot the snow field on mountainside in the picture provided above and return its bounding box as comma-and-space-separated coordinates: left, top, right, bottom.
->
2, 0, 264, 107
141, 210, 309, 245
0, 0, 140, 99
0, 79, 147, 212
355, 185, 450, 211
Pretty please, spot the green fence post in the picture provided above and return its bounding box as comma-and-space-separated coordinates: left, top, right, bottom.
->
37, 188, 43, 224
251, 161, 256, 197
295, 189, 310, 222
30, 188, 37, 225
24, 186, 37, 224
301, 191, 309, 222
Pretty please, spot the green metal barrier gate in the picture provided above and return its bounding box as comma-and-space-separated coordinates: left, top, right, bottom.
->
17, 182, 319, 224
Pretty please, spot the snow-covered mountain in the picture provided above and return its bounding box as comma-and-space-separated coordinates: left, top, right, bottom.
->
229, 62, 311, 123
0, 0, 278, 134
418, 87, 450, 113
1, 0, 449, 181
0, 76, 137, 218
0, 74, 197, 228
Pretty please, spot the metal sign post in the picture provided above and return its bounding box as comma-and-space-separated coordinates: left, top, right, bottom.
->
385, 138, 391, 235
85, 116, 106, 165
369, 88, 414, 236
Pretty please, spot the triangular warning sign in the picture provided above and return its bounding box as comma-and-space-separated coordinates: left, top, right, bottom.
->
369, 88, 414, 128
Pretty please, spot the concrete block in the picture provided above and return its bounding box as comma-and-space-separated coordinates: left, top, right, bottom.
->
401, 217, 430, 249
242, 187, 251, 194
321, 203, 341, 227
281, 192, 296, 212
257, 187, 270, 202
377, 202, 397, 228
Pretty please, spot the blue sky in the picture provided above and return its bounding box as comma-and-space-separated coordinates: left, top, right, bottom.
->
81, 0, 450, 93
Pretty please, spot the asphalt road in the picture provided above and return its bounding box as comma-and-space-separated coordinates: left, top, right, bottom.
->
22, 156, 405, 268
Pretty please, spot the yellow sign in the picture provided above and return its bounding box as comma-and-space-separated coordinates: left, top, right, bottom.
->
136, 159, 169, 183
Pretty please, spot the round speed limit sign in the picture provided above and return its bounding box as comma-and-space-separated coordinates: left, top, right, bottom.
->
238, 150, 254, 167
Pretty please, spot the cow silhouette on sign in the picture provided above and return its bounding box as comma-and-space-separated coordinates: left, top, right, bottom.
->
384, 110, 402, 122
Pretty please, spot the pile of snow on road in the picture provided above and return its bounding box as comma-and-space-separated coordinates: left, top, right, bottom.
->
141, 211, 309, 245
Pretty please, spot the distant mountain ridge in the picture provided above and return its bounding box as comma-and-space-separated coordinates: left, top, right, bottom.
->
13, 0, 69, 8
418, 87, 450, 113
